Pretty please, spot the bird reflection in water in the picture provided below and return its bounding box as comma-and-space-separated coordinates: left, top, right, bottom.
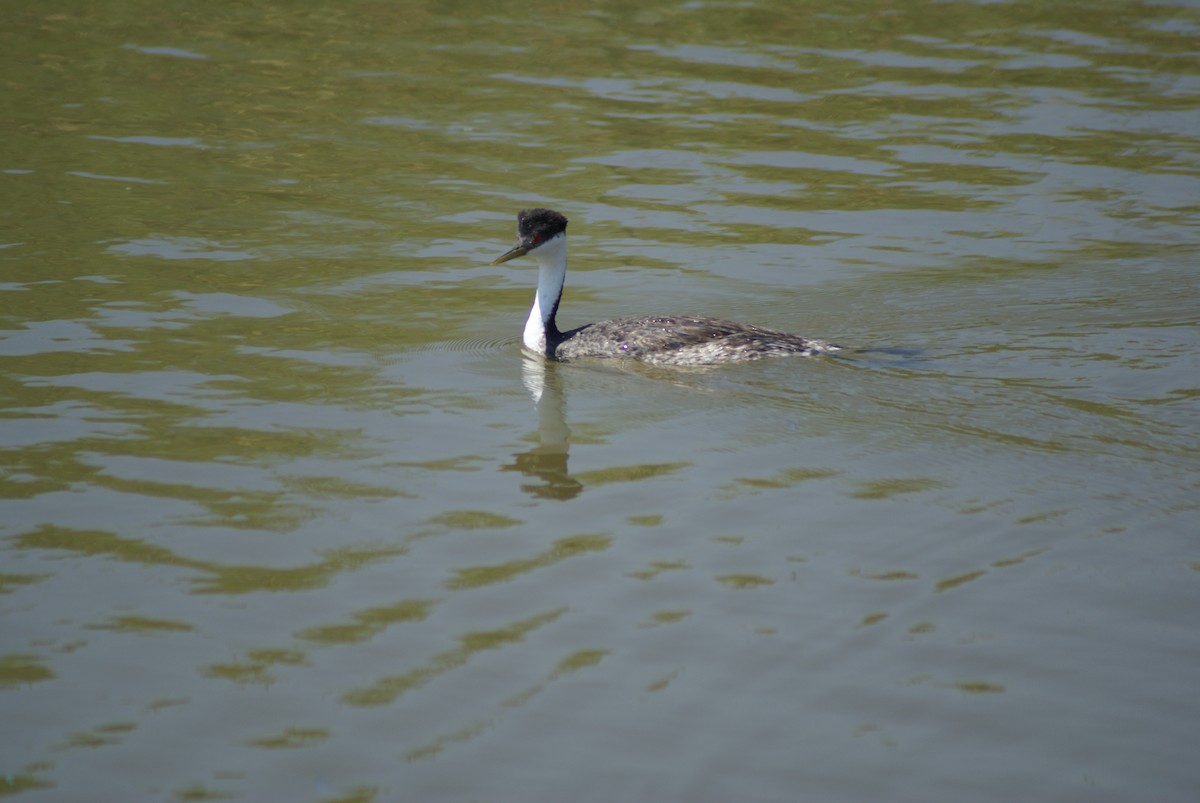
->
500, 356, 583, 500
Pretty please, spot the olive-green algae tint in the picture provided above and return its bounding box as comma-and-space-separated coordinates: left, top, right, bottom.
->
248, 727, 330, 750
428, 510, 524, 529
0, 654, 55, 687
297, 598, 435, 645
629, 560, 691, 581
0, 573, 49, 594
850, 477, 948, 500
716, 574, 775, 589
11, 525, 406, 595
733, 468, 839, 489
935, 570, 987, 593
447, 534, 611, 590
342, 608, 567, 707
556, 649, 608, 673
574, 462, 690, 486
86, 616, 195, 632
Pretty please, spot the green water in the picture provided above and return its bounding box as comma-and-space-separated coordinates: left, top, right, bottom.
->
3, 1, 1199, 800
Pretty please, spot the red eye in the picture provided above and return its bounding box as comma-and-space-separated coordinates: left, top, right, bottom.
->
530, 235, 542, 245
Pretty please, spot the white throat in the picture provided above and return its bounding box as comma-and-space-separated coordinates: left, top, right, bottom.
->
523, 232, 568, 353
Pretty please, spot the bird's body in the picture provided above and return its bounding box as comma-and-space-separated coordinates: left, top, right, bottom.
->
541, 315, 832, 365
492, 208, 838, 366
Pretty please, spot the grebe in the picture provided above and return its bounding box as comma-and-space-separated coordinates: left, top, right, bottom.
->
491, 208, 839, 366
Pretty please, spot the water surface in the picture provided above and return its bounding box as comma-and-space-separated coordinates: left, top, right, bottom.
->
3, 1, 1199, 801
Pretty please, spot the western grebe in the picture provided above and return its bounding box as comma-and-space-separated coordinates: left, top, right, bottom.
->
491, 208, 839, 366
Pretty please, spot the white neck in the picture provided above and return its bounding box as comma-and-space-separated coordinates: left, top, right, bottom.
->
523, 232, 568, 353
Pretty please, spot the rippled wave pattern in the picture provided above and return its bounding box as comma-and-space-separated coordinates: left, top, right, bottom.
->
2, 1, 1198, 800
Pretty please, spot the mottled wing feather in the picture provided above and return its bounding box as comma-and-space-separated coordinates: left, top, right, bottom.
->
554, 315, 837, 365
